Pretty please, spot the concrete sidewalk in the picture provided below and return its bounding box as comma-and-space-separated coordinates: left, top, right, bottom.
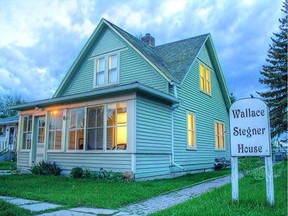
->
0, 174, 241, 216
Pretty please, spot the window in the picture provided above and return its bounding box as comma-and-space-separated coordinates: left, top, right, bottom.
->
68, 108, 85, 150
86, 106, 104, 150
0, 127, 4, 136
22, 115, 32, 149
215, 121, 225, 149
48, 110, 63, 150
107, 103, 127, 150
187, 113, 196, 148
37, 117, 45, 144
94, 54, 118, 87
200, 63, 211, 94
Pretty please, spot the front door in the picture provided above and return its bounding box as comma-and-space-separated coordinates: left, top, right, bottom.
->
8, 126, 16, 151
35, 116, 46, 164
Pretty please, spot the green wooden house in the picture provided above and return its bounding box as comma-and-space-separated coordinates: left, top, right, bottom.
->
12, 19, 231, 180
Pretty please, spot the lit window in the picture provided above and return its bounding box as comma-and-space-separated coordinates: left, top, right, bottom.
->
187, 113, 196, 148
37, 117, 45, 144
95, 54, 118, 87
215, 121, 225, 149
107, 102, 127, 150
22, 115, 32, 149
68, 108, 85, 150
48, 110, 63, 150
200, 63, 211, 94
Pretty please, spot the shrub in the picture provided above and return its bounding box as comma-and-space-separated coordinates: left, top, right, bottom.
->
30, 161, 61, 176
70, 167, 83, 178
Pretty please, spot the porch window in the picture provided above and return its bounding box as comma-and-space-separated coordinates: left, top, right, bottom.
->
215, 121, 225, 149
187, 113, 196, 149
107, 102, 127, 150
22, 115, 32, 149
68, 108, 85, 150
86, 106, 104, 150
200, 63, 211, 94
94, 53, 119, 87
48, 110, 63, 150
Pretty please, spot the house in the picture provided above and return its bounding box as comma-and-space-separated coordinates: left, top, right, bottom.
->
0, 115, 19, 161
11, 19, 231, 179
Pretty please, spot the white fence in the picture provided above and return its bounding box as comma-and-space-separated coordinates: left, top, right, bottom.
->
0, 140, 8, 152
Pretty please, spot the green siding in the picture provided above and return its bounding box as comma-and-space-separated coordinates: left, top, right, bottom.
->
17, 152, 30, 170
120, 49, 169, 93
172, 46, 230, 171
198, 44, 212, 68
91, 28, 125, 57
47, 153, 131, 173
135, 95, 172, 179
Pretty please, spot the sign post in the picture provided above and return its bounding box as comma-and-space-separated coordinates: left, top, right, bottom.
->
229, 98, 274, 206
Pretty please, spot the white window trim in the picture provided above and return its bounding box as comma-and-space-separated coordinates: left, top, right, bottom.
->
214, 120, 226, 151
93, 51, 120, 88
199, 62, 212, 96
187, 111, 197, 150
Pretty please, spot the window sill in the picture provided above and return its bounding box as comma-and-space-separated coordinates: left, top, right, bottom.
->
199, 90, 212, 97
215, 149, 226, 152
93, 82, 120, 89
186, 148, 197, 151
64, 150, 132, 154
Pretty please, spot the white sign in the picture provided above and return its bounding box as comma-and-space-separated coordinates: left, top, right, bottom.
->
230, 98, 271, 157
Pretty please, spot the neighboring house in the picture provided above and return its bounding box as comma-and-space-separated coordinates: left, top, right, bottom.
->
0, 115, 19, 160
11, 19, 231, 179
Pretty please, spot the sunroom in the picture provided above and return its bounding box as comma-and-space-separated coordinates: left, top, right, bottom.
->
11, 82, 179, 175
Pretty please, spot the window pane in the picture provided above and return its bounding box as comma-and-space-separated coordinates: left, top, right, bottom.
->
27, 116, 33, 131
109, 55, 118, 69
22, 133, 27, 149
77, 108, 85, 129
108, 69, 117, 83
107, 127, 116, 150
77, 129, 84, 150
26, 132, 31, 149
96, 71, 104, 86
117, 126, 127, 145
107, 104, 116, 127
87, 108, 96, 128
48, 131, 55, 149
86, 128, 96, 150
96, 128, 103, 150
69, 109, 77, 129
97, 58, 105, 72
68, 130, 76, 150
55, 131, 62, 149
96, 106, 104, 127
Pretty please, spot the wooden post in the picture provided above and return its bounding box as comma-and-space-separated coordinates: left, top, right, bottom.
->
231, 157, 239, 202
265, 156, 274, 206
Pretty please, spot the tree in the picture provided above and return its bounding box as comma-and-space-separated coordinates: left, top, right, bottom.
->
257, 0, 288, 138
0, 94, 26, 118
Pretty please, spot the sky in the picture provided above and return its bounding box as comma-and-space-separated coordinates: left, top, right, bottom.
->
0, 0, 284, 102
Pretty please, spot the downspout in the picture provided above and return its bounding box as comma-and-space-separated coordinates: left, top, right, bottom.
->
171, 83, 184, 170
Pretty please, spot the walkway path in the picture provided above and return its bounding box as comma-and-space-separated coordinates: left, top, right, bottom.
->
0, 174, 242, 216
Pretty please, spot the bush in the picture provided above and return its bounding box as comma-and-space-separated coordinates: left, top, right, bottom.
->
70, 167, 83, 178
30, 161, 61, 176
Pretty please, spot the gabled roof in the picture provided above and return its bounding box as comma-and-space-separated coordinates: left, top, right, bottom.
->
0, 115, 19, 125
155, 34, 209, 82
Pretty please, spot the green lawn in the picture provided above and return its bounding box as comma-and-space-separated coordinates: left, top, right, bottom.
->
0, 161, 16, 170
0, 169, 230, 209
0, 199, 31, 216
151, 161, 287, 216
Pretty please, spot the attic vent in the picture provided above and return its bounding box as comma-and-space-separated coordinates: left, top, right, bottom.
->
141, 33, 155, 47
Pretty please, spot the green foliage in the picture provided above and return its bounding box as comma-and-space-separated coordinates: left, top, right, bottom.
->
29, 161, 61, 176
0, 161, 16, 170
70, 167, 83, 178
0, 199, 31, 216
0, 93, 26, 118
257, 0, 288, 138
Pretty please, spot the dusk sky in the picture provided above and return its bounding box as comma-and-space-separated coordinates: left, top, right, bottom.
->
0, 0, 284, 102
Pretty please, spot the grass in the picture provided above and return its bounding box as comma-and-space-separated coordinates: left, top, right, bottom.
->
0, 199, 31, 216
151, 161, 287, 216
0, 168, 229, 210
0, 161, 16, 170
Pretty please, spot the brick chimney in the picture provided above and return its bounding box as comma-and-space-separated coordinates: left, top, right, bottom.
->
141, 33, 155, 47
